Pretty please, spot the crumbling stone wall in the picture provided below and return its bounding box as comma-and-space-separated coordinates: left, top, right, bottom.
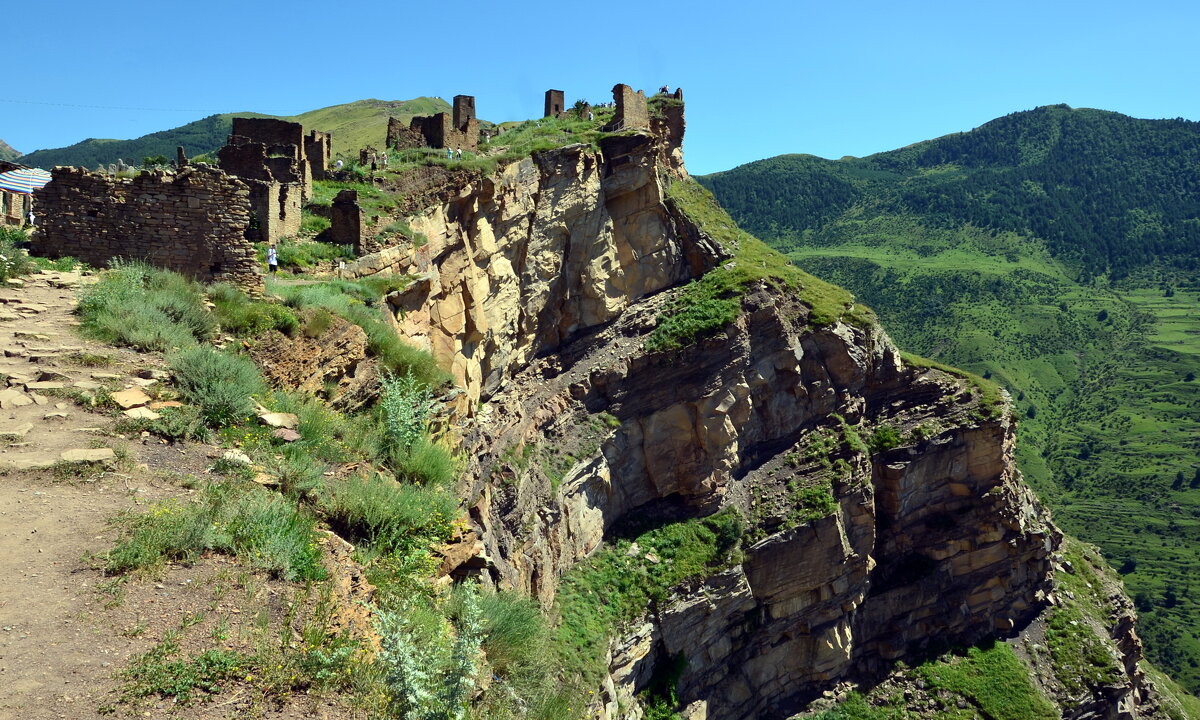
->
545, 89, 565, 118
1, 190, 31, 227
219, 117, 326, 244
610, 83, 649, 130
409, 95, 479, 151
330, 189, 364, 253
386, 117, 426, 150
305, 130, 331, 181
32, 166, 261, 291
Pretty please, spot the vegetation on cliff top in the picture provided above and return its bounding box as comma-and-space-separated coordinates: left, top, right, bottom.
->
646, 179, 873, 351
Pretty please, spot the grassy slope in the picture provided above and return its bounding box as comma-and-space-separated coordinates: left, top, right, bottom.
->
699, 112, 1200, 692
18, 97, 450, 169
0, 138, 20, 162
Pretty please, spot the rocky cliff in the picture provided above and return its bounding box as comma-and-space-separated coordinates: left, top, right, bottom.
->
337, 104, 1162, 718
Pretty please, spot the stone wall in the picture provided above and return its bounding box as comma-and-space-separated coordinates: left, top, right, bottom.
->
544, 89, 565, 118
219, 117, 326, 243
408, 94, 479, 151
32, 165, 261, 291
386, 117, 426, 150
611, 83, 649, 130
330, 189, 364, 252
1, 190, 31, 227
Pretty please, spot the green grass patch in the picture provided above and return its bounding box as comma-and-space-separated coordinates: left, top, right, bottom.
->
916, 640, 1058, 720
317, 475, 457, 557
647, 181, 871, 351
256, 238, 352, 270
208, 283, 298, 337
0, 226, 36, 281
552, 509, 743, 689
106, 481, 326, 582
270, 277, 449, 388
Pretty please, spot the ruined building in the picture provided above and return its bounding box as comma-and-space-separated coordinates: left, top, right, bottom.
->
607, 83, 649, 131
544, 89, 565, 118
32, 165, 261, 291
217, 118, 330, 243
400, 94, 479, 151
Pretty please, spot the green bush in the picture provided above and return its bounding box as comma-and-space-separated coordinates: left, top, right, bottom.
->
376, 372, 454, 485
77, 262, 216, 351
168, 346, 264, 427
208, 282, 299, 337
0, 226, 35, 281
868, 425, 902, 452
122, 635, 248, 705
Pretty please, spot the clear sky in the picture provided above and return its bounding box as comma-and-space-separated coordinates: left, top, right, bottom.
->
4, 0, 1198, 175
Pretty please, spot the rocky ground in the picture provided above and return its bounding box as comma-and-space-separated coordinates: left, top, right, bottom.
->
0, 271, 364, 719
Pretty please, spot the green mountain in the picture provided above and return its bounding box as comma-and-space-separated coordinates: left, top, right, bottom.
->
699, 105, 1200, 692
0, 139, 21, 163
18, 97, 451, 170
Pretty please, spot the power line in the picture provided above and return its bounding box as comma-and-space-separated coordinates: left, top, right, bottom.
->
0, 98, 203, 113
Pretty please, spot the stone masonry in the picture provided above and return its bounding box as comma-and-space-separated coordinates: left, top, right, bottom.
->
330, 189, 364, 253
610, 83, 649, 131
407, 94, 479, 151
218, 118, 329, 244
545, 89, 565, 118
32, 165, 261, 291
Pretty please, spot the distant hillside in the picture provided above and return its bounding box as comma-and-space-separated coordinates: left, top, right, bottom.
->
699, 105, 1200, 692
703, 105, 1200, 278
18, 97, 451, 170
0, 139, 20, 163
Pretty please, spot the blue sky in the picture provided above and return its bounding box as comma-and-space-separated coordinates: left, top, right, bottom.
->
4, 0, 1198, 174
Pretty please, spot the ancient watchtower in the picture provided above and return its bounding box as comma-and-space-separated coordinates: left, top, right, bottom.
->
611, 84, 649, 131
453, 95, 476, 128
544, 90, 565, 118
407, 94, 480, 151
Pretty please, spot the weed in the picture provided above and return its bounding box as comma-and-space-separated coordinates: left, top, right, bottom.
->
208, 283, 299, 337
121, 633, 247, 705
76, 261, 216, 351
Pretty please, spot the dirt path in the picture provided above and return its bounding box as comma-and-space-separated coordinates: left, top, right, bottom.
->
0, 271, 365, 720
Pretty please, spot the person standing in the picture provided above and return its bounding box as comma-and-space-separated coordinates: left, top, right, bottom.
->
267, 243, 279, 275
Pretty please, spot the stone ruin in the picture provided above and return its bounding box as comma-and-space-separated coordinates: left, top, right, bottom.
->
607, 84, 649, 131
217, 118, 330, 243
544, 89, 565, 118
391, 94, 479, 151
32, 165, 261, 291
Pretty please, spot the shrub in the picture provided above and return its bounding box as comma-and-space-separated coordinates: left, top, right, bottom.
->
378, 372, 454, 485
121, 635, 247, 705
168, 346, 264, 427
869, 425, 902, 452
77, 262, 216, 351
0, 226, 35, 281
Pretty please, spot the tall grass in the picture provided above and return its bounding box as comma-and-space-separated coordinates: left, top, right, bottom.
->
0, 226, 35, 281
317, 474, 457, 556
208, 282, 299, 337
106, 481, 326, 582
77, 261, 216, 351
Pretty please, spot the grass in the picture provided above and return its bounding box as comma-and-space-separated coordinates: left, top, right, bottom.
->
317, 474, 458, 556
106, 481, 327, 582
255, 237, 353, 270
0, 226, 36, 281
76, 260, 216, 351
552, 509, 743, 689
208, 282, 299, 337
646, 180, 872, 351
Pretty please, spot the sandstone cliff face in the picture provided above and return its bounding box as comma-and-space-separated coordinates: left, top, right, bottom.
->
347, 119, 719, 409
370, 111, 1156, 718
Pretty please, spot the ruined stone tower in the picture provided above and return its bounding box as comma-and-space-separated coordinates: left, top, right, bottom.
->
545, 89, 565, 118
611, 84, 649, 130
